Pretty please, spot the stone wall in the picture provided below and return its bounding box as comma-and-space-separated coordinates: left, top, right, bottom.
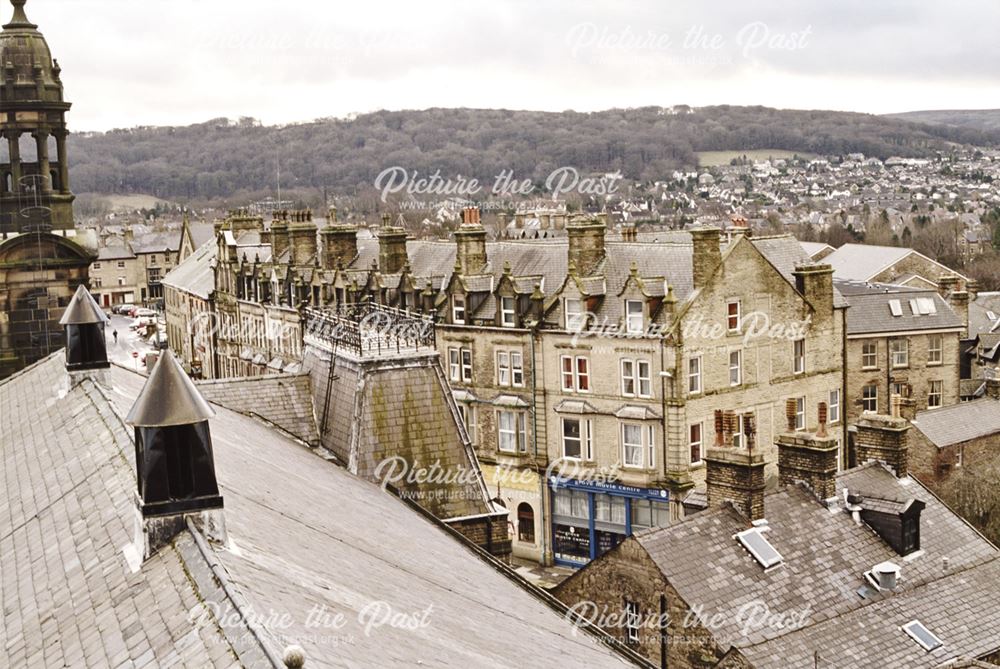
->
854, 413, 909, 477
845, 332, 961, 426
554, 537, 729, 668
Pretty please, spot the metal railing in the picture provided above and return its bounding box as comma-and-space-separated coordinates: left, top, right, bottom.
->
304, 302, 436, 357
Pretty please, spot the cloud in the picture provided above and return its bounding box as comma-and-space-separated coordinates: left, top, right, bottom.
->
22, 0, 1000, 131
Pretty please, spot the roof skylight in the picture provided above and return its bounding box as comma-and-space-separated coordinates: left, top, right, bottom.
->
735, 528, 783, 569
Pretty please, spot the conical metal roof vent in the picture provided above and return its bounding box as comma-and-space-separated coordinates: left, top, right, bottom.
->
59, 285, 108, 326
126, 351, 215, 427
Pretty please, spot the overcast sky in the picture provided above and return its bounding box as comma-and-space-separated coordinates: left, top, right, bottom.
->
23, 0, 1000, 131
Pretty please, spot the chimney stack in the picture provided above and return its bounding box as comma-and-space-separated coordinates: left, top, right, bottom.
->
287, 217, 318, 267
270, 215, 290, 261
60, 285, 110, 376
984, 367, 1000, 400
566, 218, 606, 276
777, 402, 839, 501
792, 263, 834, 327
690, 227, 722, 290
377, 224, 409, 274
454, 207, 487, 274
320, 225, 359, 270
126, 352, 225, 560
854, 412, 910, 478
705, 446, 766, 521
937, 275, 969, 334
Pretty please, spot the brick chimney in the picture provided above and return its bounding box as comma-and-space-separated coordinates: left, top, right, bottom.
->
985, 367, 1000, 400
126, 352, 225, 560
320, 225, 358, 269
777, 402, 839, 501
288, 220, 318, 266
937, 275, 969, 333
270, 215, 289, 260
454, 207, 487, 274
792, 263, 834, 326
566, 217, 606, 276
690, 227, 722, 290
705, 447, 766, 521
378, 225, 409, 274
854, 411, 910, 478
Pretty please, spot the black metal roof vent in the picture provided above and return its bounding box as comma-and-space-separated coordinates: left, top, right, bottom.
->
126, 352, 222, 520
59, 285, 109, 371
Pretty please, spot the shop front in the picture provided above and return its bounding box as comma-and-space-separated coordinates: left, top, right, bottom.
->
549, 476, 670, 567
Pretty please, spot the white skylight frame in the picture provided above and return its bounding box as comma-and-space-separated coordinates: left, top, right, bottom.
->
735, 528, 783, 569
889, 299, 903, 317
901, 619, 943, 651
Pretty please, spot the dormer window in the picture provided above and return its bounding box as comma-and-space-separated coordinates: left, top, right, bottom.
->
452, 294, 466, 324
625, 300, 644, 334
500, 296, 516, 327
565, 298, 584, 331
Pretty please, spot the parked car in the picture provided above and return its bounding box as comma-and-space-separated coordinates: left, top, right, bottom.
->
135, 308, 157, 318
113, 303, 135, 315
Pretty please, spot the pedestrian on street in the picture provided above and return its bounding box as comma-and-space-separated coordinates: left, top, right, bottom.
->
113, 329, 118, 344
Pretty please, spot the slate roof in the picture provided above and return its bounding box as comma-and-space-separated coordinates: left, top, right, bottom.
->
2, 354, 635, 668
798, 241, 835, 260
195, 373, 320, 446
836, 281, 965, 335
911, 397, 1000, 448
968, 292, 1000, 337
0, 355, 238, 668
131, 230, 182, 255
824, 243, 913, 280
629, 463, 1000, 666
162, 240, 217, 299
97, 244, 136, 261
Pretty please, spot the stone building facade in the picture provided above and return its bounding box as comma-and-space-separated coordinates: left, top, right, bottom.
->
163, 206, 846, 566
838, 281, 965, 436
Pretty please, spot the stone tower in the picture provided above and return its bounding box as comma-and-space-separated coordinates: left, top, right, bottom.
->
0, 0, 74, 233
0, 0, 93, 380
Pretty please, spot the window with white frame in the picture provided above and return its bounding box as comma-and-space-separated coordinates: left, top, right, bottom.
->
625, 601, 640, 643
927, 334, 943, 365
457, 404, 477, 445
620, 359, 652, 398
500, 296, 516, 327
688, 356, 702, 394
497, 410, 527, 453
862, 383, 878, 413
117, 261, 126, 269
496, 350, 524, 387
793, 339, 805, 374
928, 380, 943, 408
562, 417, 592, 460
93, 262, 102, 270
625, 300, 644, 334
727, 299, 741, 332
794, 396, 806, 431
689, 423, 703, 464
561, 355, 590, 392
448, 347, 472, 383
862, 341, 878, 369
729, 349, 742, 386
829, 389, 840, 424
891, 339, 909, 368
565, 298, 584, 331
731, 412, 754, 449
622, 423, 644, 467
452, 294, 466, 324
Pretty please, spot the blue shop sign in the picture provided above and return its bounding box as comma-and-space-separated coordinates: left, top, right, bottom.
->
549, 475, 669, 502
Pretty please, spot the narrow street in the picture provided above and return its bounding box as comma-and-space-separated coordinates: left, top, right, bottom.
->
104, 313, 157, 375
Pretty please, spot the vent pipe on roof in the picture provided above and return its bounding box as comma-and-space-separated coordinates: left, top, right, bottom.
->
60, 285, 110, 385
126, 352, 225, 561
869, 561, 901, 591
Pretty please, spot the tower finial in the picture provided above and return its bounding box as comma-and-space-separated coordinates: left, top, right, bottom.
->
5, 0, 36, 29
